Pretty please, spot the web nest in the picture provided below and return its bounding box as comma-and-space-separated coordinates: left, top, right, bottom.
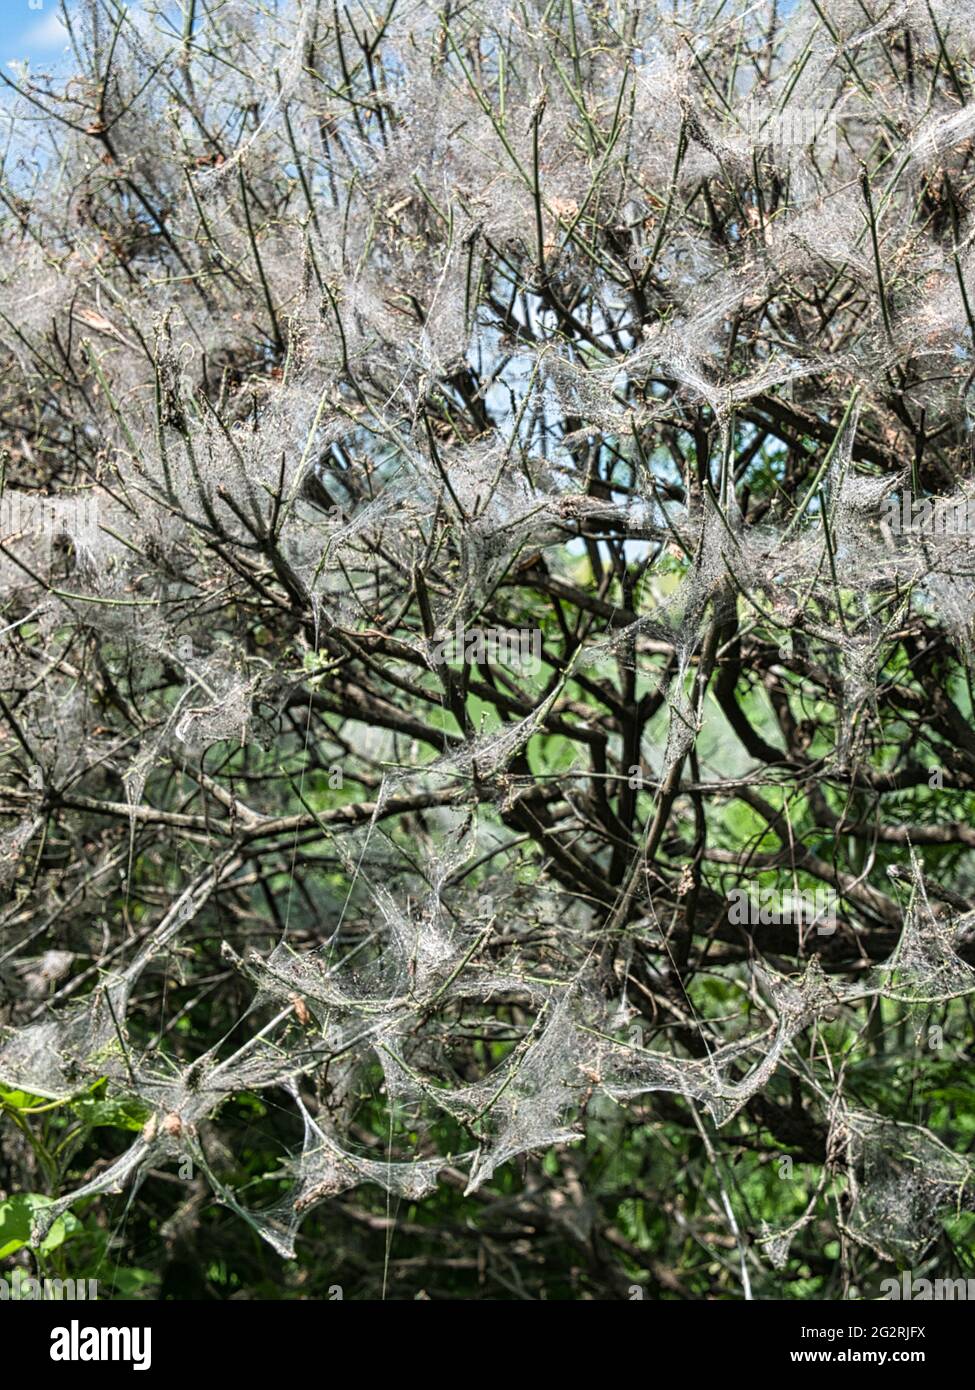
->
2, 0, 975, 1290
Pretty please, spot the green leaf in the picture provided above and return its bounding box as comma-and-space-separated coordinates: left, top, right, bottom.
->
70, 1095, 150, 1132
0, 1085, 52, 1112
111, 1267, 158, 1297
0, 1194, 81, 1258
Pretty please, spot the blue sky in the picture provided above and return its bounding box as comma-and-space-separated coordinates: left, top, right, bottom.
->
0, 2, 71, 71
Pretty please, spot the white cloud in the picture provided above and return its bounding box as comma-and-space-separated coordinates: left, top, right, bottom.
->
22, 11, 70, 50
